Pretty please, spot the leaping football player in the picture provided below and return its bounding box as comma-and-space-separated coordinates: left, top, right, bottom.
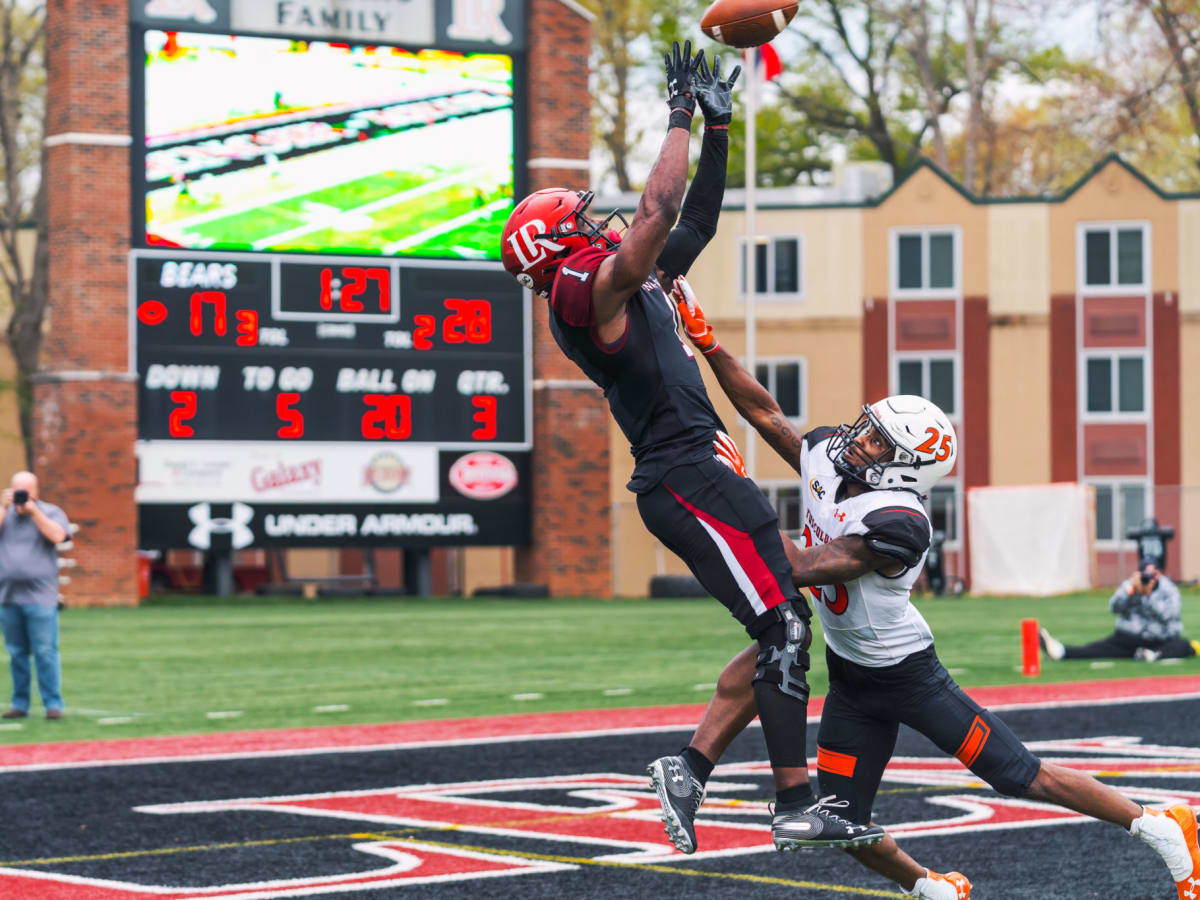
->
500, 42, 882, 851
647, 275, 1200, 899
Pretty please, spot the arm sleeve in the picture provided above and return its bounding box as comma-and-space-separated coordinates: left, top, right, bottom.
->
549, 246, 613, 327
656, 128, 728, 281
857, 506, 932, 570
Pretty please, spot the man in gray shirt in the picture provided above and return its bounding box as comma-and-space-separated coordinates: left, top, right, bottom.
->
1040, 558, 1197, 663
0, 471, 69, 719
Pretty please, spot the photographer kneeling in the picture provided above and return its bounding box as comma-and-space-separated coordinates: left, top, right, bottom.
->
1040, 558, 1198, 663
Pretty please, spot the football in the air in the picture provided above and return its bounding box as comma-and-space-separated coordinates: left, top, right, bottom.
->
700, 0, 798, 48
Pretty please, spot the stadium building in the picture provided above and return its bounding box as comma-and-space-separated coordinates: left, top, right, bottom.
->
19, 0, 1199, 603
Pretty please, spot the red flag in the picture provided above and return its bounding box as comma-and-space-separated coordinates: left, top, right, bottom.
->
758, 42, 782, 81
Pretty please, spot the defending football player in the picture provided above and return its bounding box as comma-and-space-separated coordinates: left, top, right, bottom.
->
647, 275, 1200, 900
500, 42, 881, 852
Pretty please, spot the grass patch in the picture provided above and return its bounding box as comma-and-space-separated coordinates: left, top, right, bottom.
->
3, 589, 1196, 745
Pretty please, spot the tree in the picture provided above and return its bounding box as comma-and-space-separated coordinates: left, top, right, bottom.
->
0, 0, 46, 468
772, 0, 930, 178
724, 102, 831, 188
584, 0, 705, 192
1138, 0, 1200, 176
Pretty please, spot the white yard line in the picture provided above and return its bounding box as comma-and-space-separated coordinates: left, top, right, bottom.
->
248, 167, 490, 250
382, 198, 511, 254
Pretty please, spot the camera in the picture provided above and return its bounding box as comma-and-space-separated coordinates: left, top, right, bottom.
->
12, 489, 27, 506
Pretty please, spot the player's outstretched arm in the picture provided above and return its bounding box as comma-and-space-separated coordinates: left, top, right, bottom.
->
781, 534, 902, 585
671, 277, 803, 473
591, 40, 701, 327
657, 54, 739, 282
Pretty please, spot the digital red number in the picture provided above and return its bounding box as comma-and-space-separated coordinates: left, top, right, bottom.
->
801, 524, 850, 615
471, 396, 497, 440
168, 391, 197, 437
361, 394, 412, 439
464, 299, 491, 343
413, 314, 436, 350
235, 309, 258, 346
189, 291, 227, 336
442, 298, 467, 343
442, 298, 492, 344
319, 268, 334, 310
367, 267, 390, 311
340, 267, 366, 313
276, 393, 304, 438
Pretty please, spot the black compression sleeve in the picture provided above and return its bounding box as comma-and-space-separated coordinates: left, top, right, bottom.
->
656, 127, 729, 281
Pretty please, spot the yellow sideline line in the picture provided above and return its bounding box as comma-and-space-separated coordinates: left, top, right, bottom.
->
0, 824, 904, 896
354, 833, 905, 897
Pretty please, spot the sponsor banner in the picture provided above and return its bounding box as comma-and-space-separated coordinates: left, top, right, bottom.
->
135, 441, 438, 504
139, 499, 529, 548
138, 451, 528, 547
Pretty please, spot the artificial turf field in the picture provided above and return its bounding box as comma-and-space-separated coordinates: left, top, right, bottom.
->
1, 592, 1198, 897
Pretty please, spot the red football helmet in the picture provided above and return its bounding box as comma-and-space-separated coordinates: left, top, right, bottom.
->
500, 189, 625, 296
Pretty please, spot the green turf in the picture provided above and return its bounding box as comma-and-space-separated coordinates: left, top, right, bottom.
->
3, 589, 1196, 745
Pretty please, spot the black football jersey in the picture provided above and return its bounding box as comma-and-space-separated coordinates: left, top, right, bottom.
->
548, 246, 725, 491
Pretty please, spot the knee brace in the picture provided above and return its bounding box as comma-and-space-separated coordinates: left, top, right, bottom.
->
752, 601, 811, 703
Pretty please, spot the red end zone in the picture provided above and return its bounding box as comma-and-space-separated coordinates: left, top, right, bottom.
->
3, 674, 1198, 772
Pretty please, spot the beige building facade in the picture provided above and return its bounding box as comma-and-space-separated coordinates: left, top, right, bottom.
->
604, 155, 1199, 594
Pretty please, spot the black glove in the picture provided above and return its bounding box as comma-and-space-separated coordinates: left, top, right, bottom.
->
664, 39, 703, 129
694, 53, 740, 127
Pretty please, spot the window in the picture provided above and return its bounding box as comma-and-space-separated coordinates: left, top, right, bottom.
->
754, 358, 806, 420
1092, 482, 1149, 544
740, 235, 803, 299
761, 483, 803, 537
894, 229, 957, 293
1081, 225, 1145, 288
894, 356, 957, 416
1083, 353, 1145, 415
926, 483, 958, 544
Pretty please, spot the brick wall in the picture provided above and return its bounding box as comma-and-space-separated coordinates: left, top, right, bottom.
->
512, 0, 612, 595
37, 0, 137, 606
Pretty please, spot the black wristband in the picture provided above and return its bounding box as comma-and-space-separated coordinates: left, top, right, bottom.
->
669, 108, 694, 131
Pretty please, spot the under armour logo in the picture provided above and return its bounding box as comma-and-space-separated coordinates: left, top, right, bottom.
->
144, 0, 218, 23
667, 761, 685, 785
834, 509, 847, 522
188, 502, 254, 550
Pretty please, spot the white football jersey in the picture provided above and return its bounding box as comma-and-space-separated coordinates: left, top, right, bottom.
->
798, 429, 934, 667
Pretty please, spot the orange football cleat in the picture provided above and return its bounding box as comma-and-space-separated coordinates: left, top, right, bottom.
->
919, 870, 971, 900
1166, 806, 1200, 899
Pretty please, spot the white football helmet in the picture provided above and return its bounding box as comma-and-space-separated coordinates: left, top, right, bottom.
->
826, 395, 956, 496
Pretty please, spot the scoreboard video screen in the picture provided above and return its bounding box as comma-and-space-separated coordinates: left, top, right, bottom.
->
140, 31, 514, 261
130, 3, 530, 550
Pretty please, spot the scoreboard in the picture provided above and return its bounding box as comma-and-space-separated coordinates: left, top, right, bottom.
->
133, 250, 531, 549
128, 2, 532, 552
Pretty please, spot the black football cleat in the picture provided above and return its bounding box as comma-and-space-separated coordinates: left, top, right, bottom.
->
647, 755, 706, 854
772, 795, 886, 850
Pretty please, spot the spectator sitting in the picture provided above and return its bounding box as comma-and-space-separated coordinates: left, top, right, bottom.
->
1040, 558, 1198, 663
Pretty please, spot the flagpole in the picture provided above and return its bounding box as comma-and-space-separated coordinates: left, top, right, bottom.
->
743, 47, 758, 480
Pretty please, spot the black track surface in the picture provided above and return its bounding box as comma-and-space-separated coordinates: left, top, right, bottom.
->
2, 698, 1196, 898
